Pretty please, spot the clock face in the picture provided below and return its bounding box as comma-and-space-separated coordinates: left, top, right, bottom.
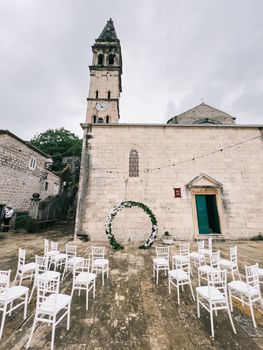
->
96, 102, 108, 112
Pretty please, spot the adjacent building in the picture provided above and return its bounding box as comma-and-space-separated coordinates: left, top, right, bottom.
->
0, 130, 60, 215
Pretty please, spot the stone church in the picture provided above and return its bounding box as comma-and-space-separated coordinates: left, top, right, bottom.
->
75, 19, 263, 243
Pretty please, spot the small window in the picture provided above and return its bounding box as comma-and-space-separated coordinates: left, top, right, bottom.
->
107, 91, 111, 99
95, 90, 99, 99
108, 54, 115, 65
106, 115, 110, 123
129, 150, 139, 177
98, 117, 104, 123
53, 183, 59, 195
93, 116, 97, 123
98, 54, 104, 65
29, 156, 37, 170
44, 181, 49, 191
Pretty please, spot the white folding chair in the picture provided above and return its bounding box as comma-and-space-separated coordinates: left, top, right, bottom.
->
198, 250, 220, 286
49, 242, 68, 272
200, 237, 213, 258
0, 270, 29, 339
168, 255, 195, 305
153, 246, 169, 284
91, 246, 109, 286
218, 246, 241, 280
228, 263, 263, 328
189, 240, 205, 272
196, 269, 236, 338
259, 267, 263, 285
44, 238, 50, 257
47, 241, 60, 269
171, 242, 190, 268
28, 255, 60, 303
71, 258, 96, 310
62, 244, 84, 280
0, 270, 11, 293
13, 248, 37, 286
27, 274, 71, 350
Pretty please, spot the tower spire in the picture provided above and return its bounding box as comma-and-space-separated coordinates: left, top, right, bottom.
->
97, 18, 119, 42
86, 19, 122, 124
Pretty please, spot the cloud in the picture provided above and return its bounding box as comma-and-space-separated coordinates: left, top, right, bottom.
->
0, 0, 263, 140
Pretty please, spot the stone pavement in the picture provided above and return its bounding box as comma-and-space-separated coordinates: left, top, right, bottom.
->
0, 225, 263, 350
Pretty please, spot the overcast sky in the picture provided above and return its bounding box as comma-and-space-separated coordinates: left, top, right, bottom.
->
0, 0, 263, 140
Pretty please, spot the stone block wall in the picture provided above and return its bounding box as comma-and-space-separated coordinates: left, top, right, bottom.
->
76, 124, 263, 241
0, 133, 60, 212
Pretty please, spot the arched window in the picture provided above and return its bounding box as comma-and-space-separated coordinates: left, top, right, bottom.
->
106, 115, 110, 124
95, 90, 99, 99
98, 54, 104, 65
108, 54, 115, 65
107, 91, 111, 99
129, 150, 139, 177
93, 116, 97, 123
98, 117, 104, 123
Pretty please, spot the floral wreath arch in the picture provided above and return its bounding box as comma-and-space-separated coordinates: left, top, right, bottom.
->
105, 201, 158, 250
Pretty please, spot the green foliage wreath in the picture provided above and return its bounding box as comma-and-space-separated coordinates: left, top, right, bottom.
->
105, 201, 158, 250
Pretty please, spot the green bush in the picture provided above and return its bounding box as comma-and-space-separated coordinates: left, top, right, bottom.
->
251, 234, 263, 241
15, 216, 39, 233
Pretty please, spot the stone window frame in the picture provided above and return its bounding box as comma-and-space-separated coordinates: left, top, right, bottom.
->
186, 174, 225, 238
29, 156, 37, 170
129, 149, 139, 177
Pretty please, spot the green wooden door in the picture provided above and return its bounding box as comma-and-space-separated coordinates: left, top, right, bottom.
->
195, 195, 210, 234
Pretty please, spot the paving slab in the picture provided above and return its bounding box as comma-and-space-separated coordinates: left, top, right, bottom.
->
0, 224, 262, 349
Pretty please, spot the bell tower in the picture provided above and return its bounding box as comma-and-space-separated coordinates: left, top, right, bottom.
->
86, 19, 122, 124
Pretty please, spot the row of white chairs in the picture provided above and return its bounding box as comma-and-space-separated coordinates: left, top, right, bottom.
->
13, 240, 109, 286
153, 243, 263, 337
0, 240, 109, 350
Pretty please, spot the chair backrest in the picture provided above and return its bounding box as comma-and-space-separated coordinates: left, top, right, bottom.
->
66, 244, 77, 258
50, 241, 58, 253
37, 275, 60, 307
35, 255, 48, 274
175, 255, 190, 275
179, 242, 190, 256
208, 269, 227, 299
156, 246, 169, 259
74, 258, 90, 275
210, 250, 220, 269
44, 239, 49, 255
246, 263, 260, 292
198, 252, 206, 267
92, 246, 105, 260
230, 246, 238, 266
207, 237, 212, 252
18, 248, 26, 267
0, 270, 11, 292
197, 240, 205, 252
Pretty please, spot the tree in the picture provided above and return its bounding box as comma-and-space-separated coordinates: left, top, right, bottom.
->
29, 128, 82, 172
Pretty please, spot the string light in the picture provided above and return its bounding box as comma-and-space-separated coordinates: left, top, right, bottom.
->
90, 135, 261, 174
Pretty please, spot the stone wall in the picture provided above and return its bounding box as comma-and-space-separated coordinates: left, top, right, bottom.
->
75, 124, 263, 241
0, 132, 61, 212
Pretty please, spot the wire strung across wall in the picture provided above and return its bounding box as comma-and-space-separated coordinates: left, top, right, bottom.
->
90, 135, 262, 175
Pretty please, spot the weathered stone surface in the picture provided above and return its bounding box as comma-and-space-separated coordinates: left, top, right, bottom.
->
0, 131, 60, 212
0, 225, 262, 349
76, 124, 263, 241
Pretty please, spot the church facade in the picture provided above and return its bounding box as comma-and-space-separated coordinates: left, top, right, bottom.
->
75, 19, 263, 242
